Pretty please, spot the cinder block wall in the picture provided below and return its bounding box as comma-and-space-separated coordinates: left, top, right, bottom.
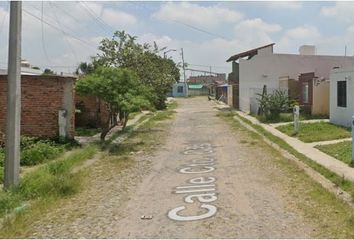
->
0, 75, 75, 139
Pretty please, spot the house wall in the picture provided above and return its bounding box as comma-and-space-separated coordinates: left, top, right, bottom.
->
312, 80, 330, 115
75, 95, 110, 128
171, 83, 187, 97
330, 68, 354, 127
0, 75, 75, 138
239, 53, 354, 113
227, 85, 233, 106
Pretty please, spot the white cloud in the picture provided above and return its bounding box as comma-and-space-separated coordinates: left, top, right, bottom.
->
277, 25, 321, 53
234, 18, 281, 47
266, 1, 302, 10
101, 8, 137, 27
152, 2, 243, 27
321, 2, 354, 22
285, 25, 321, 40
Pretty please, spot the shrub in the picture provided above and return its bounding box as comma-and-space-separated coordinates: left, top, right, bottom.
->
0, 148, 4, 167
21, 141, 64, 166
0, 166, 3, 184
257, 89, 292, 121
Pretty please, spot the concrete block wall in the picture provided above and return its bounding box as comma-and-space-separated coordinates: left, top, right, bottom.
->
0, 75, 75, 139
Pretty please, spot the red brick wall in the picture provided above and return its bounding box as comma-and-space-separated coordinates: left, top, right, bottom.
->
75, 95, 110, 128
0, 75, 75, 139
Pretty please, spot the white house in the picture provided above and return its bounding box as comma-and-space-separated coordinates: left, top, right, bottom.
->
0, 59, 43, 75
329, 67, 354, 128
227, 44, 354, 114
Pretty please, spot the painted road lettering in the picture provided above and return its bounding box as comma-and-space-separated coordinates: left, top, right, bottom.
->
168, 143, 218, 222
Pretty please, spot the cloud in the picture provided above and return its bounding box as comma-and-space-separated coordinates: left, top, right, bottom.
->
101, 8, 137, 27
152, 2, 243, 27
285, 25, 321, 40
321, 2, 354, 22
277, 25, 321, 53
234, 18, 281, 47
265, 1, 302, 10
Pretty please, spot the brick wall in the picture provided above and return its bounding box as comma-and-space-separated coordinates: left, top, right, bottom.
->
0, 75, 75, 139
75, 95, 110, 128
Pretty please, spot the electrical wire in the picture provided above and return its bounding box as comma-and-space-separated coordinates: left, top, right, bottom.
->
23, 8, 97, 50
40, 1, 52, 64
48, 1, 79, 65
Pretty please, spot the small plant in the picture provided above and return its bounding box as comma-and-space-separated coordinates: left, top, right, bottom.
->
20, 141, 64, 166
257, 89, 292, 121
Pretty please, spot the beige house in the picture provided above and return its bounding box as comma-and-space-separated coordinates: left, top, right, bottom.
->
227, 43, 354, 115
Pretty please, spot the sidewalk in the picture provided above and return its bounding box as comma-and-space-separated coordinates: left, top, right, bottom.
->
236, 111, 354, 182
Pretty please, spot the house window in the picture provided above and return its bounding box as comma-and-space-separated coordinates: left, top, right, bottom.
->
177, 86, 184, 93
337, 81, 347, 107
302, 82, 309, 104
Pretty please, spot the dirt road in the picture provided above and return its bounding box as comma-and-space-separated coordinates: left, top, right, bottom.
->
26, 97, 323, 238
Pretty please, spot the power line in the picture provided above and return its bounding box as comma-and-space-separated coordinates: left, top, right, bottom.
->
50, 2, 105, 37
48, 1, 79, 64
78, 1, 112, 35
187, 63, 229, 70
40, 1, 52, 64
22, 8, 98, 50
172, 19, 227, 40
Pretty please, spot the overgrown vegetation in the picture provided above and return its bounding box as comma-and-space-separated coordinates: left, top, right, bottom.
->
0, 145, 98, 220
75, 127, 101, 137
0, 101, 177, 237
276, 122, 351, 142
257, 89, 293, 121
75, 31, 180, 141
0, 137, 73, 183
218, 111, 354, 238
316, 141, 353, 166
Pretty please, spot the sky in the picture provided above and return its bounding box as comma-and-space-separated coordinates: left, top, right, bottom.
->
0, 1, 354, 77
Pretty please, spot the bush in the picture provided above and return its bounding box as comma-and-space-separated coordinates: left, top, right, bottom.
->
0, 148, 4, 167
21, 141, 64, 166
257, 89, 292, 121
0, 166, 3, 184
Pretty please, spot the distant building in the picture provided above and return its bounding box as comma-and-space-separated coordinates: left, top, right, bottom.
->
169, 82, 187, 97
0, 59, 43, 75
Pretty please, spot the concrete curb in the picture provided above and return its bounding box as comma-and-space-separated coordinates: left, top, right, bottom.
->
232, 113, 354, 209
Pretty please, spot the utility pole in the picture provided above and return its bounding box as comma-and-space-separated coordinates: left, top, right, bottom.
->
181, 48, 188, 96
4, 1, 22, 189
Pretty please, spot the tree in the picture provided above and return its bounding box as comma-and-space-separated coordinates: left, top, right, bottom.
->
94, 31, 180, 110
75, 62, 95, 76
76, 67, 151, 141
42, 68, 55, 76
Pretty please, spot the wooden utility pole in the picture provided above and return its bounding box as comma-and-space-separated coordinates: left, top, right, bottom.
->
4, 1, 22, 189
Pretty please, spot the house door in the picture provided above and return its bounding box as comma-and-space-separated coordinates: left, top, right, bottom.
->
299, 72, 314, 113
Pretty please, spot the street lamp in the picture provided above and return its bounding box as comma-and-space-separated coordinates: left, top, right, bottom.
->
164, 49, 176, 58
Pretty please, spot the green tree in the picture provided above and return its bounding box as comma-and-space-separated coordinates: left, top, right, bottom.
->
94, 31, 180, 109
76, 67, 151, 141
75, 62, 95, 76
42, 68, 55, 76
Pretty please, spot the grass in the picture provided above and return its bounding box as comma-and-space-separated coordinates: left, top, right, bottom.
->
75, 127, 101, 137
0, 145, 98, 220
218, 111, 354, 238
254, 112, 329, 124
234, 112, 354, 198
0, 101, 177, 237
316, 141, 353, 166
276, 121, 351, 143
